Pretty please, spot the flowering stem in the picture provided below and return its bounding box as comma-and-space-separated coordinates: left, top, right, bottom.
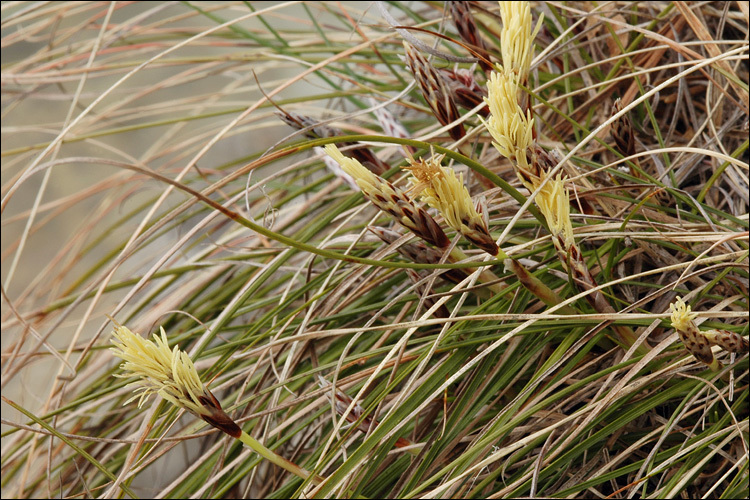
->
446, 246, 573, 313
504, 258, 575, 314
446, 246, 507, 295
237, 431, 326, 485
108, 319, 328, 488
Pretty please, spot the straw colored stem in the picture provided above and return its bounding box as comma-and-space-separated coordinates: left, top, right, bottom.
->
504, 258, 575, 314
238, 431, 326, 485
567, 244, 649, 356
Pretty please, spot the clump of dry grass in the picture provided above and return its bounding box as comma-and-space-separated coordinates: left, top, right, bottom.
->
2, 2, 748, 498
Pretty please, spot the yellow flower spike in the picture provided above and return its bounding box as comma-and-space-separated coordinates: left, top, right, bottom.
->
325, 144, 450, 248
668, 298, 721, 370
109, 317, 331, 485
499, 1, 543, 82
483, 70, 535, 186
535, 176, 575, 252
669, 296, 698, 333
406, 154, 500, 256
324, 143, 381, 193
109, 318, 241, 437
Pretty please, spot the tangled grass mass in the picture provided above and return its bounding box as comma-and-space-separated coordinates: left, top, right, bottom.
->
2, 2, 748, 498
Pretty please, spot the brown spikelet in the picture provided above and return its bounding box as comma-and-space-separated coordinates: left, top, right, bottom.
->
399, 198, 452, 249
198, 391, 242, 438
448, 1, 493, 73
368, 226, 467, 284
677, 323, 717, 367
461, 216, 499, 256
611, 99, 635, 158
529, 143, 555, 175
278, 110, 390, 174
703, 329, 749, 354
439, 67, 490, 116
403, 42, 466, 141
350, 149, 390, 176
276, 110, 338, 139
326, 145, 450, 248
670, 297, 721, 369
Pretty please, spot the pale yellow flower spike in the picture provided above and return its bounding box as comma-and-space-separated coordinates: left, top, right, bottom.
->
483, 71, 535, 183
406, 155, 500, 256
325, 144, 451, 248
110, 318, 241, 437
499, 1, 543, 82
110, 318, 333, 485
324, 144, 379, 192
535, 176, 574, 251
408, 156, 472, 232
669, 297, 698, 332
111, 323, 201, 416
668, 298, 720, 370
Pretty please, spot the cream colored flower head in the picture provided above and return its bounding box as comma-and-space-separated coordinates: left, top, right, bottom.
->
484, 70, 534, 176
406, 155, 499, 255
535, 175, 574, 250
670, 296, 698, 332
406, 155, 476, 232
499, 1, 542, 81
326, 144, 451, 248
324, 144, 379, 192
110, 320, 210, 419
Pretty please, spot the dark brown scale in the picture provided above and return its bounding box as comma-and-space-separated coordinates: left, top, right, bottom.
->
447, 1, 493, 73
276, 110, 390, 175
695, 352, 714, 364
708, 329, 749, 353
679, 331, 715, 365
611, 99, 635, 158
198, 391, 242, 438
198, 392, 222, 411
441, 68, 490, 116
467, 234, 498, 256
202, 407, 242, 438
568, 245, 581, 262
351, 150, 390, 176
529, 144, 553, 178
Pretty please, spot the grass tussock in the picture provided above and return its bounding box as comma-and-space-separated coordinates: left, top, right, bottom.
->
1, 2, 748, 498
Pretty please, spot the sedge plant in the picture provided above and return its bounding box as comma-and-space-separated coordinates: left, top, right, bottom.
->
2, 2, 748, 499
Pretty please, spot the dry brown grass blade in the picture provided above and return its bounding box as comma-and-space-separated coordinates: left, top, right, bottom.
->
673, 1, 749, 107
